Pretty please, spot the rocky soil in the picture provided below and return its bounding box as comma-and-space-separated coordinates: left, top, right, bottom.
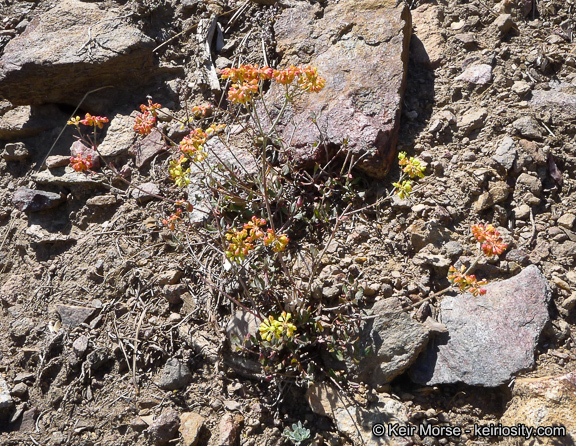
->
1, 0, 576, 445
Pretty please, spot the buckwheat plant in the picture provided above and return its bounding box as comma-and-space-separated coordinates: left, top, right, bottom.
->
67, 113, 109, 172
125, 65, 415, 388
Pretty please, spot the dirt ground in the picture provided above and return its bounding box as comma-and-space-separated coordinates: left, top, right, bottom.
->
0, 0, 575, 445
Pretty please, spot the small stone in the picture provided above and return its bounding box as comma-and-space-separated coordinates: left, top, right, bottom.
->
179, 412, 205, 446
454, 33, 476, 46
130, 416, 148, 432
10, 383, 28, 399
516, 173, 542, 196
12, 187, 64, 212
163, 284, 186, 304
55, 304, 96, 328
131, 182, 160, 204
148, 408, 180, 446
444, 241, 463, 258
45, 155, 70, 168
73, 335, 89, 358
157, 270, 182, 286
557, 213, 576, 229
513, 204, 531, 220
492, 14, 514, 36
218, 413, 243, 446
3, 142, 29, 161
488, 181, 510, 204
97, 114, 136, 157
226, 310, 259, 348
156, 358, 192, 391
550, 241, 576, 258
86, 195, 117, 207
512, 81, 531, 96
129, 130, 167, 168
493, 136, 517, 170
358, 299, 430, 386
223, 400, 242, 411
512, 116, 543, 140
455, 64, 492, 84
18, 407, 38, 432
458, 108, 487, 134
505, 249, 529, 265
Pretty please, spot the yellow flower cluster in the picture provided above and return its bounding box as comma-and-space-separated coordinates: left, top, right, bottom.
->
259, 312, 297, 342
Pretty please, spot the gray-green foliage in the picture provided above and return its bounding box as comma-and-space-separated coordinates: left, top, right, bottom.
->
282, 421, 311, 445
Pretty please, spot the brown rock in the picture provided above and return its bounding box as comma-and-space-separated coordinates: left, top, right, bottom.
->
501, 372, 576, 444
179, 412, 205, 446
218, 413, 243, 446
262, 0, 411, 179
129, 130, 167, 168
3, 142, 29, 161
0, 105, 66, 140
45, 155, 71, 169
0, 0, 157, 108
148, 408, 180, 446
411, 4, 445, 67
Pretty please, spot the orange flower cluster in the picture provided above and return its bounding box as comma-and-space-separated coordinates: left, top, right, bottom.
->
70, 154, 93, 172
471, 224, 508, 256
191, 104, 213, 118
67, 113, 109, 129
179, 128, 207, 162
140, 99, 162, 117
447, 265, 488, 297
134, 112, 156, 135
162, 208, 182, 231
220, 64, 326, 104
134, 99, 161, 135
225, 216, 289, 263
263, 229, 289, 253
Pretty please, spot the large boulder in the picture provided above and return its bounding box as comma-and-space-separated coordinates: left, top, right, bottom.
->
410, 265, 551, 387
262, 0, 411, 179
0, 0, 157, 107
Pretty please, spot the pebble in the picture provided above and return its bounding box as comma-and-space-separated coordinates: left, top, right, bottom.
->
156, 358, 192, 391
179, 412, 205, 446
3, 142, 29, 161
557, 213, 576, 229
455, 64, 492, 84
148, 408, 180, 446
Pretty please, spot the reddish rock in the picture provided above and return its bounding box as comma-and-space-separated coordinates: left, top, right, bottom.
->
129, 130, 167, 168
148, 408, 180, 446
71, 140, 100, 169
12, 187, 64, 212
262, 0, 411, 179
218, 413, 243, 446
411, 265, 550, 387
45, 155, 71, 169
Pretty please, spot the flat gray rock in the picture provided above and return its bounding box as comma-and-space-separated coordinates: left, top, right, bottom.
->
358, 298, 430, 386
0, 0, 156, 107
262, 0, 411, 179
12, 187, 64, 212
55, 304, 96, 328
410, 265, 550, 387
156, 358, 192, 391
